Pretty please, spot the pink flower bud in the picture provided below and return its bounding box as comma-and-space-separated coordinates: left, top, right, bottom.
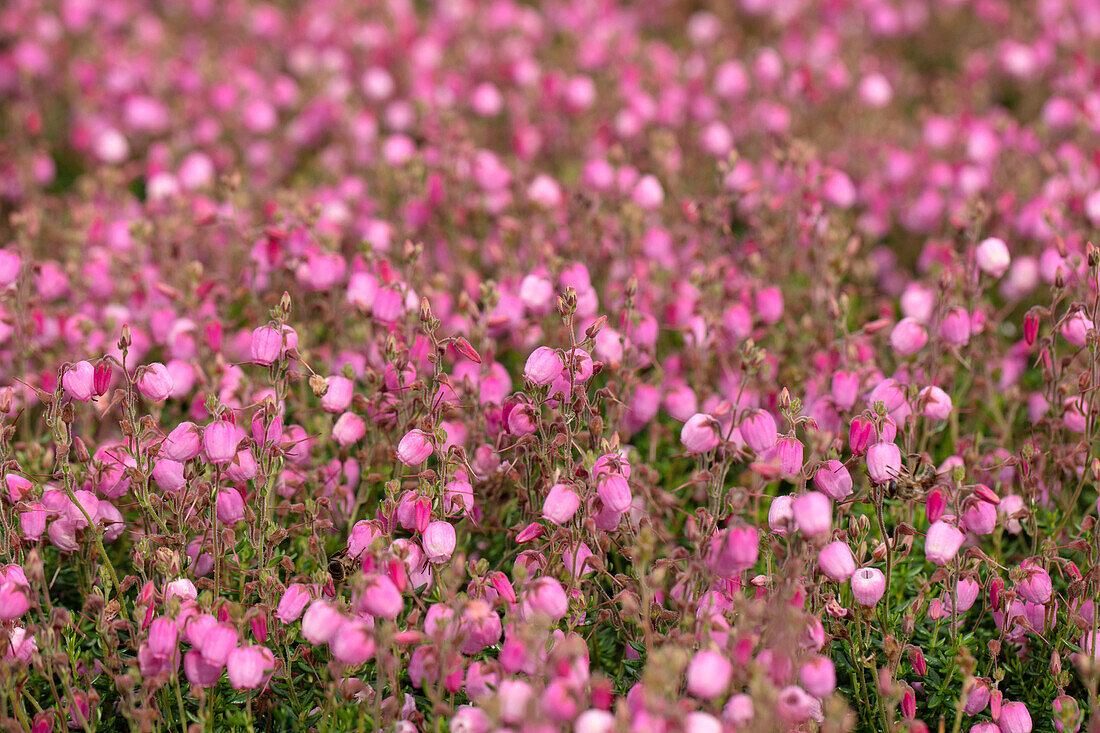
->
542, 483, 580, 525
203, 421, 243, 465
250, 326, 282, 365
851, 567, 887, 606
93, 363, 112, 396
523, 347, 564, 386
62, 361, 95, 402
216, 488, 245, 525
686, 650, 732, 700
925, 521, 965, 565
814, 460, 853, 501
792, 491, 831, 536
818, 541, 857, 581
396, 429, 434, 466
137, 363, 174, 402
925, 488, 947, 524
866, 442, 902, 484
890, 317, 928, 355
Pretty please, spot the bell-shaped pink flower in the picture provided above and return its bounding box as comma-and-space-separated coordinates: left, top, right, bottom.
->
866, 442, 902, 484
542, 484, 580, 525
396, 429, 434, 466
276, 584, 311, 624
890, 317, 928, 356
851, 567, 887, 606
681, 413, 720, 454
62, 361, 95, 402
357, 575, 404, 619
524, 347, 564, 386
227, 645, 275, 689
137, 363, 174, 402
686, 649, 732, 700
422, 521, 456, 563
332, 412, 366, 446
792, 492, 831, 536
798, 656, 836, 698
302, 600, 344, 645
813, 461, 853, 501
250, 326, 282, 365
818, 541, 856, 581
925, 521, 965, 565
203, 421, 243, 465
740, 410, 777, 453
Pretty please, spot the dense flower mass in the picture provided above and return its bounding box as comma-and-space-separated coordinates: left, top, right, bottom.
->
1, 0, 1100, 731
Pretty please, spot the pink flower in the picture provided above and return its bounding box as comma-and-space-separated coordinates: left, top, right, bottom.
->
250, 326, 282, 365
976, 237, 1011, 277
851, 567, 886, 606
925, 521, 965, 565
332, 412, 366, 446
792, 492, 831, 536
681, 413, 720, 453
137, 363, 174, 402
542, 483, 580, 525
396, 429, 434, 466
523, 347, 563, 386
866, 442, 902, 484
740, 410, 777, 453
686, 650, 732, 700
814, 461, 853, 501
422, 521, 456, 563
799, 656, 836, 698
203, 421, 243, 465
276, 584, 312, 624
890, 317, 928, 356
227, 645, 275, 689
818, 541, 857, 581
62, 361, 95, 402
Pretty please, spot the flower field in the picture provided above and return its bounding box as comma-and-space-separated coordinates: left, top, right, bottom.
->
1, 0, 1100, 731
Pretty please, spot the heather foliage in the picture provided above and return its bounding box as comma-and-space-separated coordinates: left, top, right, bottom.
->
1, 0, 1100, 732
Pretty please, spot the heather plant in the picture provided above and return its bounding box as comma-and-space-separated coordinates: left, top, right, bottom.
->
3, 0, 1100, 731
